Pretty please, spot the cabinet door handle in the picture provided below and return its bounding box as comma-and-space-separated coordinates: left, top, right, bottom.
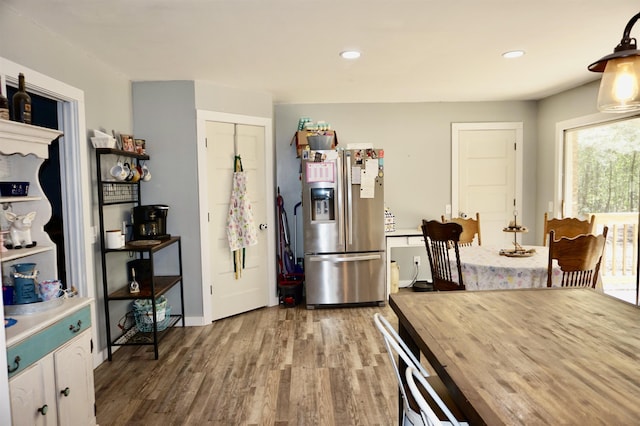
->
7, 355, 20, 373
38, 404, 49, 415
61, 387, 71, 397
69, 320, 82, 333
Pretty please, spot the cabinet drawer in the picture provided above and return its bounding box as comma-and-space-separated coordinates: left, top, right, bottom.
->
407, 236, 425, 246
7, 305, 91, 378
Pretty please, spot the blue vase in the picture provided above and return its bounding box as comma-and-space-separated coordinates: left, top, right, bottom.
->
12, 263, 38, 304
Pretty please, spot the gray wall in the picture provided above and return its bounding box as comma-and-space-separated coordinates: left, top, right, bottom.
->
275, 101, 538, 279
132, 81, 199, 315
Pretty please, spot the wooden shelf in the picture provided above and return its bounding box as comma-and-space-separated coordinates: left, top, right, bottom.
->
105, 236, 179, 253
95, 148, 149, 161
108, 275, 182, 300
96, 147, 184, 360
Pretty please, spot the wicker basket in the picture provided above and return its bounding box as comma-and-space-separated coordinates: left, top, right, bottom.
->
133, 296, 171, 332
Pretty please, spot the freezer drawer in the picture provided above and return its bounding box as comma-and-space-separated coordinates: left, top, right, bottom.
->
305, 252, 386, 307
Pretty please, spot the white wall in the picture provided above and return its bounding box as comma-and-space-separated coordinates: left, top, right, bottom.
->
194, 80, 272, 118
536, 81, 601, 243
0, 8, 132, 133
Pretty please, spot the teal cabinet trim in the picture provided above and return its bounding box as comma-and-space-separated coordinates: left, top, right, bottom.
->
7, 305, 91, 378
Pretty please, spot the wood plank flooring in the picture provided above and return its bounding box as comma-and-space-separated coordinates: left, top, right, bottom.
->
94, 304, 401, 425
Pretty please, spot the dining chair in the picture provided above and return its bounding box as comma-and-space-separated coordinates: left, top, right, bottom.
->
405, 367, 469, 426
441, 213, 481, 246
543, 213, 596, 246
421, 220, 465, 291
547, 226, 608, 288
373, 313, 467, 426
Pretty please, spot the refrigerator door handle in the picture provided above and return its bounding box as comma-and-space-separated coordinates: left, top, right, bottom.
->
346, 155, 353, 245
308, 254, 382, 262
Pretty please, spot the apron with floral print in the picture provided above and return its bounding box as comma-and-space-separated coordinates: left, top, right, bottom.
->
227, 156, 258, 277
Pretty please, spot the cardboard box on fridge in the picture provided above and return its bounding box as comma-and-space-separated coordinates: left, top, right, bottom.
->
290, 130, 337, 157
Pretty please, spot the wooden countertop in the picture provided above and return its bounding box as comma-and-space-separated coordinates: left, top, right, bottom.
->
390, 288, 640, 425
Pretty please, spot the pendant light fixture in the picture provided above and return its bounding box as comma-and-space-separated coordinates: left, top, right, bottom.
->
588, 12, 640, 112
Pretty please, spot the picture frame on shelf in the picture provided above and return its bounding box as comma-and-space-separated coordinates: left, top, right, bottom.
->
134, 138, 146, 154
121, 134, 135, 152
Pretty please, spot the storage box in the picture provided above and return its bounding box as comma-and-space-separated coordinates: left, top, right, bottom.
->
291, 130, 337, 157
0, 181, 29, 196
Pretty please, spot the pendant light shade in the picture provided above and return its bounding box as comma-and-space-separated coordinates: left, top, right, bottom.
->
589, 12, 640, 112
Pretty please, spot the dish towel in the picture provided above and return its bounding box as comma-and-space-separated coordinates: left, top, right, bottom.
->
226, 156, 258, 278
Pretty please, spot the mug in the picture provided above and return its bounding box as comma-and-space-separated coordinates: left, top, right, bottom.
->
39, 280, 63, 301
130, 166, 141, 183
141, 164, 151, 182
123, 163, 133, 181
106, 230, 124, 249
109, 161, 127, 181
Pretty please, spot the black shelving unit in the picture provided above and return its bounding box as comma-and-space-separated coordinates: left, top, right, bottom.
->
95, 148, 185, 360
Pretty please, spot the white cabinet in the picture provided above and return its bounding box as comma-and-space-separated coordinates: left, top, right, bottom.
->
0, 119, 62, 279
8, 355, 56, 425
10, 330, 94, 425
1, 117, 94, 426
54, 329, 95, 425
7, 301, 95, 426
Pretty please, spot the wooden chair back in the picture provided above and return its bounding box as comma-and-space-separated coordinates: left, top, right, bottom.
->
421, 219, 465, 291
547, 227, 608, 288
441, 212, 481, 246
543, 213, 595, 246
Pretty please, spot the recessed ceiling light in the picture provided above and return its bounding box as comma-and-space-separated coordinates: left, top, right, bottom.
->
340, 50, 361, 59
502, 50, 525, 59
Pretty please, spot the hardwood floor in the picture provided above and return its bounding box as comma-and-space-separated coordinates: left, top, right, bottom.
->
94, 303, 401, 425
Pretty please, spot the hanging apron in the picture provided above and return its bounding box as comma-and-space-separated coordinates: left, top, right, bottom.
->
227, 156, 258, 278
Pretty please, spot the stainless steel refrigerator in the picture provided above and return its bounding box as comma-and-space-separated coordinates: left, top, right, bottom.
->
302, 148, 386, 308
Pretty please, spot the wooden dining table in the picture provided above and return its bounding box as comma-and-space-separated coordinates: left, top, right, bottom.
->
389, 288, 640, 425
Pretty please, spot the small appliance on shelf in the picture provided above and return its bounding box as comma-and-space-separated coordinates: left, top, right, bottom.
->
131, 205, 170, 241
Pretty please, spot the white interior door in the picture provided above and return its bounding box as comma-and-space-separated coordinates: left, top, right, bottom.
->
206, 121, 270, 321
452, 123, 523, 247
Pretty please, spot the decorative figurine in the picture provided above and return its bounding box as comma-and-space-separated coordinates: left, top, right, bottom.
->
129, 267, 140, 294
5, 211, 37, 249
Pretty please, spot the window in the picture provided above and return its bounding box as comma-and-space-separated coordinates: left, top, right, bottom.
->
563, 116, 640, 303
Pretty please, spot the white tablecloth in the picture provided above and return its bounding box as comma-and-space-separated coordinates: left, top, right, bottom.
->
449, 245, 562, 291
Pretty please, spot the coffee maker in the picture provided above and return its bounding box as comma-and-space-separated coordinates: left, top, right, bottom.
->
132, 205, 170, 240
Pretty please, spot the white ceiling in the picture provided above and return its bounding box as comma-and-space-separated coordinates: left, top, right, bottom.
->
3, 0, 639, 104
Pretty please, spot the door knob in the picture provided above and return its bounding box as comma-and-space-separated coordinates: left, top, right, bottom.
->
259, 223, 268, 230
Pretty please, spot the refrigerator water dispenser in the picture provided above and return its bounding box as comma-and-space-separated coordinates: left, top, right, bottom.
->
310, 188, 335, 221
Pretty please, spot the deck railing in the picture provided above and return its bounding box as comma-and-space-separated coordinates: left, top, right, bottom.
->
592, 212, 638, 285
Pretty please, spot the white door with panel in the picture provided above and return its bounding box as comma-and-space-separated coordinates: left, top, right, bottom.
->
452, 123, 523, 247
207, 121, 269, 320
